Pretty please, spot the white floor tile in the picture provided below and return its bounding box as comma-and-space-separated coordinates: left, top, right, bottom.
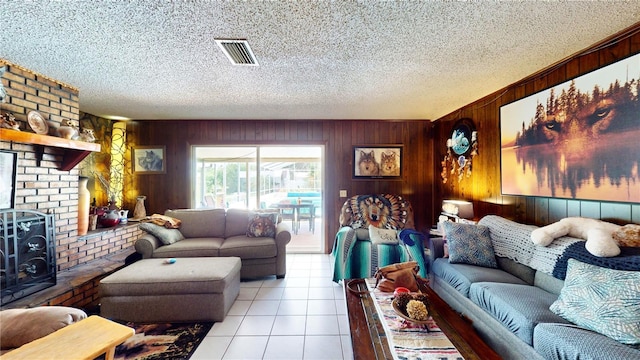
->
271, 315, 306, 335
341, 335, 354, 360
236, 315, 276, 336
263, 335, 305, 360
227, 300, 252, 316
281, 287, 309, 300
307, 299, 337, 315
285, 277, 310, 287
247, 300, 281, 315
305, 315, 340, 335
277, 299, 308, 315
308, 287, 335, 300
238, 287, 259, 300
222, 336, 269, 360
209, 316, 244, 336
192, 254, 352, 359
190, 336, 232, 360
256, 287, 285, 300
303, 335, 345, 359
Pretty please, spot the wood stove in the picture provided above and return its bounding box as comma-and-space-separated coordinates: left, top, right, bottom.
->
1, 209, 56, 305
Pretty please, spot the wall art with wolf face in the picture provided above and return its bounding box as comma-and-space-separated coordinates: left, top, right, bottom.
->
353, 146, 402, 179
500, 52, 640, 203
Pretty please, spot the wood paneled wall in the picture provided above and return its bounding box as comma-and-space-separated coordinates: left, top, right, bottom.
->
433, 23, 640, 226
125, 120, 434, 252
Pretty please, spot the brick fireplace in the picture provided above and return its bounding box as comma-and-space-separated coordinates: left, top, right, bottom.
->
1, 60, 141, 308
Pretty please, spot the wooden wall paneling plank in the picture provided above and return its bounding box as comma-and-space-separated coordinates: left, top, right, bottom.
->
631, 31, 640, 52
534, 197, 550, 225
577, 51, 600, 77
600, 36, 631, 64
564, 57, 581, 80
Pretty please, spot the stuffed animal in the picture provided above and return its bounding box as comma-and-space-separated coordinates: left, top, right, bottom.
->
531, 217, 622, 257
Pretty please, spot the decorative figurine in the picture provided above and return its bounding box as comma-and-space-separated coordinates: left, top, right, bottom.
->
79, 128, 96, 142
0, 112, 20, 130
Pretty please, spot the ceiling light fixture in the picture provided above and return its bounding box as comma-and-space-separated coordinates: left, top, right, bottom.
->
214, 39, 259, 66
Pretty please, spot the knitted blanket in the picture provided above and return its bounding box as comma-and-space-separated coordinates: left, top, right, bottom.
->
479, 215, 640, 280
479, 215, 580, 279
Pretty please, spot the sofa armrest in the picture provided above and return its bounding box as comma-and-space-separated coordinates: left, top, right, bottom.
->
275, 222, 292, 247
134, 233, 162, 259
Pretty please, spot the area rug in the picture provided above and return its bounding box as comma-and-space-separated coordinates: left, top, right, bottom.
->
106, 322, 213, 360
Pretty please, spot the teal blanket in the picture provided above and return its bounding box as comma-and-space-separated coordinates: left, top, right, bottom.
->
332, 228, 427, 282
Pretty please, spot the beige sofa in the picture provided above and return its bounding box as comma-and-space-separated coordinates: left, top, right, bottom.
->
134, 208, 291, 279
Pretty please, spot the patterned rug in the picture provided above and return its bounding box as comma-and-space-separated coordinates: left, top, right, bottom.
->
367, 279, 463, 360
106, 322, 213, 360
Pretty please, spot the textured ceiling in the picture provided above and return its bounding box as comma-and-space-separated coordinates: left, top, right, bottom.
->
1, 1, 639, 121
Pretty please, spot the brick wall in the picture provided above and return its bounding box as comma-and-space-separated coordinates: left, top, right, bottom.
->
1, 60, 137, 275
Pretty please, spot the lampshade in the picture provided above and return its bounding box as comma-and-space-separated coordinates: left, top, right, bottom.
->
442, 200, 474, 220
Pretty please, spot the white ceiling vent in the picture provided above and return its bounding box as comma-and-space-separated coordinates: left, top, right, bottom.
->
215, 39, 259, 66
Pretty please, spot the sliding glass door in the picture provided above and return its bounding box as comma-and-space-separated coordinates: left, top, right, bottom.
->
192, 145, 323, 252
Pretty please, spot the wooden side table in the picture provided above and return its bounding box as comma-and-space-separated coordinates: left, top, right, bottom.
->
0, 315, 134, 360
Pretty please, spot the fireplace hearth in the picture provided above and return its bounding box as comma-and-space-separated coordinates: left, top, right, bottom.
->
1, 209, 56, 305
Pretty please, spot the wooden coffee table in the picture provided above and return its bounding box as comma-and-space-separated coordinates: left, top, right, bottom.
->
345, 278, 501, 360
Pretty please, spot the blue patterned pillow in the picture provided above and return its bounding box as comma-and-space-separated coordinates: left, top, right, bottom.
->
550, 259, 640, 345
443, 222, 497, 268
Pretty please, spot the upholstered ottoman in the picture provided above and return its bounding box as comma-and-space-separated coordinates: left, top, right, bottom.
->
99, 257, 241, 322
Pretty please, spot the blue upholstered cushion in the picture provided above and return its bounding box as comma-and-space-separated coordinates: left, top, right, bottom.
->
550, 258, 640, 345
534, 323, 640, 360
443, 222, 497, 268
469, 282, 569, 345
431, 258, 527, 297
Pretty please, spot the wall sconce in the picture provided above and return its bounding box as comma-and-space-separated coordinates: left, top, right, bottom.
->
442, 199, 474, 221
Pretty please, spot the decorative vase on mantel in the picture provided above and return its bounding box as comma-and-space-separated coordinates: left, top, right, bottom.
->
77, 176, 90, 236
133, 196, 147, 219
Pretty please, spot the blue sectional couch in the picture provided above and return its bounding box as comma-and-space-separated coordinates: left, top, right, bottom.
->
428, 215, 640, 360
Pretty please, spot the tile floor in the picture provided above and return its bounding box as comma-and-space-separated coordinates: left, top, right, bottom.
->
190, 254, 354, 360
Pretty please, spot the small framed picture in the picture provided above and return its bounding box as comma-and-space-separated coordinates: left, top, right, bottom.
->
133, 146, 166, 174
0, 150, 17, 209
353, 145, 402, 179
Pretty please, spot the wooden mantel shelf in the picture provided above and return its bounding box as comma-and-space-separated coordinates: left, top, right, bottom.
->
0, 128, 101, 170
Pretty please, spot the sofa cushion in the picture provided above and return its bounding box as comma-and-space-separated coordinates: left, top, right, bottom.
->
550, 258, 640, 345
247, 212, 278, 238
165, 209, 226, 238
139, 222, 185, 245
431, 258, 527, 297
444, 221, 497, 268
220, 235, 277, 259
225, 209, 253, 238
533, 323, 640, 360
152, 237, 223, 258
469, 282, 569, 345
0, 306, 87, 349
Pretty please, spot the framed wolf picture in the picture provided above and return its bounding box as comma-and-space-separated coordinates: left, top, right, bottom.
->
500, 52, 640, 202
353, 146, 402, 179
133, 146, 166, 174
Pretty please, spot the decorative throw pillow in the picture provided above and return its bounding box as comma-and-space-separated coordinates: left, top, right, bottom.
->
139, 222, 185, 245
368, 225, 398, 245
444, 221, 497, 268
550, 258, 640, 345
247, 212, 278, 238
